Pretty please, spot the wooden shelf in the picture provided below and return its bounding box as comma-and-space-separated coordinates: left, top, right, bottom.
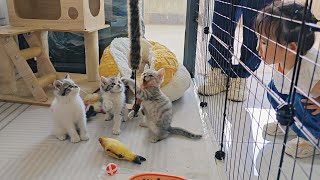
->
0, 26, 36, 36
0, 24, 110, 36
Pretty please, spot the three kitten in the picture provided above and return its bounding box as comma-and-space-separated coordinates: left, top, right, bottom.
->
51, 74, 89, 143
51, 68, 202, 143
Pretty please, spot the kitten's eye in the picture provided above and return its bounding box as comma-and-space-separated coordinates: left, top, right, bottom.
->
149, 75, 153, 77
62, 88, 71, 96
118, 81, 121, 84
112, 83, 115, 86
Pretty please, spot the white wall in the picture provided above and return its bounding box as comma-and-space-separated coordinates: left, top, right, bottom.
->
143, 0, 186, 15
143, 0, 186, 24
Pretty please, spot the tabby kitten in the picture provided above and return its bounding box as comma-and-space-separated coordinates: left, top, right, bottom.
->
100, 74, 128, 135
122, 65, 202, 143
51, 74, 89, 143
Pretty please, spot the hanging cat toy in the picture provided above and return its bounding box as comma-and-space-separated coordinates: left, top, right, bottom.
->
128, 0, 142, 117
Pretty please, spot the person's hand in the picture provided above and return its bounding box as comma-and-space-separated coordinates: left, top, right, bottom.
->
301, 96, 320, 115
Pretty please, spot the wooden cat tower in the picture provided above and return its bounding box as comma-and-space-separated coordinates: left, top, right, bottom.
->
0, 0, 108, 106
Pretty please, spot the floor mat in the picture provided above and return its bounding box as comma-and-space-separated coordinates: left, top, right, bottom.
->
0, 87, 220, 180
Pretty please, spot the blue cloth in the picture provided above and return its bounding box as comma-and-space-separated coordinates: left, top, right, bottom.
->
208, 0, 273, 78
267, 80, 320, 139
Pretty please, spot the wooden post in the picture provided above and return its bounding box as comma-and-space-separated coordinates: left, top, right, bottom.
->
24, 31, 56, 77
20, 47, 42, 60
84, 31, 99, 82
0, 37, 16, 95
39, 31, 50, 56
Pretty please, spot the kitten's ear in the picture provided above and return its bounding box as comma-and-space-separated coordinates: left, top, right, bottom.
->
150, 64, 155, 70
65, 74, 70, 79
100, 76, 107, 85
144, 64, 149, 71
157, 68, 165, 78
53, 80, 62, 89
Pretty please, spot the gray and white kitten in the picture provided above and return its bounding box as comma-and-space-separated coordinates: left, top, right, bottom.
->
100, 73, 128, 135
122, 65, 202, 143
51, 74, 89, 143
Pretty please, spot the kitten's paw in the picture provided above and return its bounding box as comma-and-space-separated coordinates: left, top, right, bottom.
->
80, 133, 89, 141
122, 115, 129, 122
121, 77, 130, 85
139, 121, 148, 128
105, 114, 113, 121
150, 137, 160, 143
70, 135, 81, 143
112, 128, 121, 135
128, 111, 136, 120
56, 134, 67, 141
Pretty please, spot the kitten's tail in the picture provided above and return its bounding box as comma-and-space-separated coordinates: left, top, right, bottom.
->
168, 127, 202, 139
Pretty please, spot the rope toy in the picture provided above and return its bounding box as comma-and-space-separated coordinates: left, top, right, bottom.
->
128, 0, 142, 116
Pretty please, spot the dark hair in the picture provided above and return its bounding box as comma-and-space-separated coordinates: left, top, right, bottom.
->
254, 1, 319, 54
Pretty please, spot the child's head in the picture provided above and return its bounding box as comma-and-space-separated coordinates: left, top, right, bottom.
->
254, 1, 318, 64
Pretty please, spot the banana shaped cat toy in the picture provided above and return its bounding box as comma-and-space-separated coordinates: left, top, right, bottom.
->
99, 137, 146, 164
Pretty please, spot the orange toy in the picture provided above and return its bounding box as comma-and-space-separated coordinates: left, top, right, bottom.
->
129, 173, 186, 180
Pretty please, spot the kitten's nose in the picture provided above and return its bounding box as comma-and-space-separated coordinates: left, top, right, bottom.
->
117, 84, 121, 87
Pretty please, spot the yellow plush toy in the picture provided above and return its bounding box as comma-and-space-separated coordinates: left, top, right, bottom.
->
99, 137, 146, 164
98, 37, 192, 102
83, 93, 103, 112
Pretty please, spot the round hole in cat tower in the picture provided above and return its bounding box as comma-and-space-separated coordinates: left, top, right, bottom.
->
68, 7, 78, 19
89, 0, 100, 17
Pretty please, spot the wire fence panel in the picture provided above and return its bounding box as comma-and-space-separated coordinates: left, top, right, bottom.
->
194, 0, 320, 179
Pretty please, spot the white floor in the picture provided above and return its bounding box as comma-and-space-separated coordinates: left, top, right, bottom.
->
0, 86, 221, 180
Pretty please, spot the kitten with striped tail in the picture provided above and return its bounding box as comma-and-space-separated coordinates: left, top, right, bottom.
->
121, 65, 202, 143
51, 74, 89, 143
